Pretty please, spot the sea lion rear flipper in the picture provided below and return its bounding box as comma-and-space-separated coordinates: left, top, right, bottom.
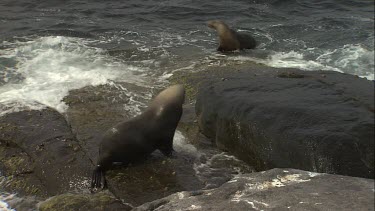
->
91, 165, 107, 189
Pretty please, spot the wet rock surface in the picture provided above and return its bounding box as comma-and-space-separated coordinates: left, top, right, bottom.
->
38, 191, 132, 211
104, 151, 204, 206
0, 108, 92, 197
134, 168, 375, 211
191, 65, 374, 178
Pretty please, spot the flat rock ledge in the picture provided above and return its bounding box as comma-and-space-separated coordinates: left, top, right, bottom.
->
134, 168, 375, 211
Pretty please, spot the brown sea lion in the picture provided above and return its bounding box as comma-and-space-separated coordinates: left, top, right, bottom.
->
207, 20, 257, 52
91, 84, 185, 189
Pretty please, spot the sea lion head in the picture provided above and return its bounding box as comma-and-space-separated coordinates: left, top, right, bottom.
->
150, 85, 185, 110
207, 20, 240, 51
148, 84, 185, 125
207, 20, 230, 31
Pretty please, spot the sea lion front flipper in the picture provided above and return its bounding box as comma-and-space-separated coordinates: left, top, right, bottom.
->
160, 147, 177, 158
91, 165, 104, 189
159, 145, 174, 157
91, 166, 108, 189
158, 132, 176, 157
217, 46, 225, 52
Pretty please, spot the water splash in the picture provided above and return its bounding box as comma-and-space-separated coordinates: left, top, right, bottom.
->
0, 36, 147, 116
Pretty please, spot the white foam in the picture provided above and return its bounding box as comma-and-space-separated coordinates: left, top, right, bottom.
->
0, 193, 16, 211
231, 44, 374, 80
232, 51, 343, 73
308, 172, 321, 178
317, 44, 374, 80
0, 36, 147, 116
173, 130, 198, 155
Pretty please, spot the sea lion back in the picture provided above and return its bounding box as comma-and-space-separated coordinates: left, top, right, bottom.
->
236, 32, 257, 49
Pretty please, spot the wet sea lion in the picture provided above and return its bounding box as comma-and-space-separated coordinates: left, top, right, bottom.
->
91, 84, 185, 189
207, 20, 257, 52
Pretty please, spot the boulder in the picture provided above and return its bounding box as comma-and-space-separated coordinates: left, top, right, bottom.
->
134, 168, 375, 211
194, 66, 374, 178
0, 108, 92, 197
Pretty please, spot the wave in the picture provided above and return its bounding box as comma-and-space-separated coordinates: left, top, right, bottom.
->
0, 36, 147, 116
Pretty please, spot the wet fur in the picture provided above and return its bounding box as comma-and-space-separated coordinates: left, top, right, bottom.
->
207, 20, 257, 52
91, 85, 185, 189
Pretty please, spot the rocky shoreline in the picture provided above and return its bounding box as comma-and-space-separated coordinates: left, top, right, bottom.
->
1, 63, 374, 210
134, 168, 374, 211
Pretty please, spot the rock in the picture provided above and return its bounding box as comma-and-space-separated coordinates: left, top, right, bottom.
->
0, 192, 41, 211
134, 168, 375, 211
194, 66, 374, 178
38, 191, 132, 211
0, 107, 92, 197
177, 104, 205, 145
104, 153, 204, 206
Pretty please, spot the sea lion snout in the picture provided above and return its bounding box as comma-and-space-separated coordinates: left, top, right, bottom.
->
207, 21, 215, 29
207, 20, 225, 29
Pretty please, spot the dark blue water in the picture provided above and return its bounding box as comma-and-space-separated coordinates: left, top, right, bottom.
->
0, 0, 374, 209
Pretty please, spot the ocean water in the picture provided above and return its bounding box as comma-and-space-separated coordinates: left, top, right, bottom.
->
0, 0, 374, 115
0, 0, 374, 209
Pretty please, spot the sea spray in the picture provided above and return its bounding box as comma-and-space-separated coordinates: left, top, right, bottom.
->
0, 36, 147, 116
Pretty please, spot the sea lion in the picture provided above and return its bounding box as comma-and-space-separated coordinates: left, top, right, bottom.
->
207, 20, 257, 52
91, 84, 185, 189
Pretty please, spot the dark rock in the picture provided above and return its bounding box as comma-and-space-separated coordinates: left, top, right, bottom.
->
0, 107, 92, 197
193, 66, 374, 178
105, 153, 204, 206
38, 191, 132, 211
134, 168, 375, 211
